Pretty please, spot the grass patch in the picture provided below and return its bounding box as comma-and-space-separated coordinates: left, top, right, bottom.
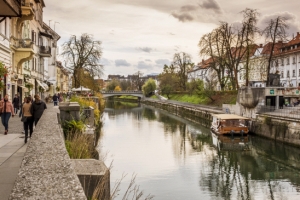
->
161, 92, 237, 107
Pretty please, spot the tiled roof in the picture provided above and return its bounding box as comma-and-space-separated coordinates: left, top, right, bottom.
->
285, 32, 300, 46
261, 42, 286, 55
196, 57, 214, 69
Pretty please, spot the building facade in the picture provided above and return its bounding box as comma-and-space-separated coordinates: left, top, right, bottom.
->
0, 0, 65, 101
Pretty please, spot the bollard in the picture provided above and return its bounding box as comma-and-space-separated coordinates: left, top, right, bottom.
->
240, 130, 244, 141
230, 130, 234, 141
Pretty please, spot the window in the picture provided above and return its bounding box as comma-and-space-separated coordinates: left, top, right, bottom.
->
287, 70, 290, 78
293, 70, 296, 77
281, 59, 284, 66
287, 57, 290, 65
293, 57, 296, 64
299, 69, 300, 77
281, 71, 284, 78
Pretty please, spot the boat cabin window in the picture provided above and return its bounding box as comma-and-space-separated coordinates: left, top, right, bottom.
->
222, 119, 246, 127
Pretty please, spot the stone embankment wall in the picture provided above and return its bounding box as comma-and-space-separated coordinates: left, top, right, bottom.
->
251, 114, 300, 147
142, 99, 223, 127
9, 106, 87, 200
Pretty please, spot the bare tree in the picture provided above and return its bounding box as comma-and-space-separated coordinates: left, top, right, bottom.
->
199, 9, 259, 90
62, 33, 103, 88
199, 31, 228, 91
172, 52, 192, 91
262, 16, 288, 86
131, 71, 144, 90
241, 8, 259, 86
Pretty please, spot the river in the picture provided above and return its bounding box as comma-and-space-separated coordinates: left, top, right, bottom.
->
99, 101, 300, 200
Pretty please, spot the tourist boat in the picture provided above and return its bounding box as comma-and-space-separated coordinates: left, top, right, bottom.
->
211, 114, 250, 135
211, 131, 250, 151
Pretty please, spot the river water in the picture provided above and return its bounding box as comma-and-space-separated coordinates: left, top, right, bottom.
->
99, 101, 300, 200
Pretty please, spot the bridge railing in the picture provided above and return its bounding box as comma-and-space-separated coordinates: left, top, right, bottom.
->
101, 90, 143, 94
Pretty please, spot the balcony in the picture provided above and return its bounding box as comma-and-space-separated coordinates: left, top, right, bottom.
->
40, 46, 51, 57
0, 0, 21, 17
21, 0, 34, 16
10, 37, 34, 71
15, 0, 34, 31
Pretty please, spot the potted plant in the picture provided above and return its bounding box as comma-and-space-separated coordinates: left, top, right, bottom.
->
39, 85, 45, 92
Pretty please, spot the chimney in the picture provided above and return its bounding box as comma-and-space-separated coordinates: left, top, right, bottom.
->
202, 59, 204, 63
298, 32, 300, 35
278, 40, 282, 43
259, 44, 263, 48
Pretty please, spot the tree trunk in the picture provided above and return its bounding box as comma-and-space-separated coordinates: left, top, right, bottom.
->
266, 18, 279, 86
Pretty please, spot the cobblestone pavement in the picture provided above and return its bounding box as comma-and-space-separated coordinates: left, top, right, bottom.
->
0, 112, 28, 200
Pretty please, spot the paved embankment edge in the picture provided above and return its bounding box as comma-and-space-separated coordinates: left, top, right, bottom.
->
9, 106, 87, 200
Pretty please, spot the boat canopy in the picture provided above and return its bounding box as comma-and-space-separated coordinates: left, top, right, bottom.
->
212, 114, 249, 120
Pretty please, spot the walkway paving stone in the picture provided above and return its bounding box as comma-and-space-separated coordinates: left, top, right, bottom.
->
0, 113, 28, 200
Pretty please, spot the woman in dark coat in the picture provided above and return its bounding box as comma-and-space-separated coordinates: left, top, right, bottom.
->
30, 94, 47, 125
12, 94, 20, 114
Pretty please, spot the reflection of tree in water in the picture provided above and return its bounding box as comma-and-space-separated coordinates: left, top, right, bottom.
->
157, 114, 181, 134
142, 107, 157, 121
106, 101, 138, 110
195, 135, 300, 200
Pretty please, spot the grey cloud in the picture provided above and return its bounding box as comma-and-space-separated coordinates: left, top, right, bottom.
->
137, 61, 153, 69
138, 47, 153, 53
171, 12, 194, 22
199, 0, 222, 14
259, 12, 300, 37
100, 58, 112, 66
145, 59, 152, 62
180, 5, 198, 12
115, 59, 131, 67
155, 59, 171, 66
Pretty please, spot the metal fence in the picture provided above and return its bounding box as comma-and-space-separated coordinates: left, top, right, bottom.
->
257, 105, 300, 119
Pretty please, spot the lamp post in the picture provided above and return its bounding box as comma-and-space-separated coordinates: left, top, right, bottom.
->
54, 22, 60, 31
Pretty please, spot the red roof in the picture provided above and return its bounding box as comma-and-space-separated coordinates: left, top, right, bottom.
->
197, 57, 214, 69
261, 42, 285, 55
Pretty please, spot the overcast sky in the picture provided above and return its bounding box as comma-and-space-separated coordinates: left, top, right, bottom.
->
43, 0, 300, 79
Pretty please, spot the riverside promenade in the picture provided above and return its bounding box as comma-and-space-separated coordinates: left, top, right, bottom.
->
0, 113, 26, 200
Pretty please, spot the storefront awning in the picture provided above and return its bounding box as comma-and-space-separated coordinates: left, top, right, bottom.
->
42, 82, 49, 91
0, 0, 21, 17
36, 80, 46, 90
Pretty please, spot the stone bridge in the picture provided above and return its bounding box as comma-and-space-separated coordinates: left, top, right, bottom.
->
101, 91, 144, 99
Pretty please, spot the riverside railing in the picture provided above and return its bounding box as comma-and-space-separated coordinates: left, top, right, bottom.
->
256, 105, 300, 119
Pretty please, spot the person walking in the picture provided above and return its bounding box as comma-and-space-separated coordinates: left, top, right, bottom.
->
52, 93, 58, 106
12, 94, 20, 114
22, 97, 34, 143
30, 94, 47, 125
19, 97, 27, 133
0, 94, 15, 135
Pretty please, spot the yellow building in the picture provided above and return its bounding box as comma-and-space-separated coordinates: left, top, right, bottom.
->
0, 0, 60, 101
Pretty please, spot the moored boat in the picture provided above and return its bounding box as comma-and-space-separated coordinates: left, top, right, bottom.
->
211, 114, 250, 135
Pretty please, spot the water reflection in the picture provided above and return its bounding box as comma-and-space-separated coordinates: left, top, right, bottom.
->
101, 101, 300, 200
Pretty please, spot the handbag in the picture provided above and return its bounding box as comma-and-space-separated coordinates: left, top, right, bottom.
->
21, 116, 28, 122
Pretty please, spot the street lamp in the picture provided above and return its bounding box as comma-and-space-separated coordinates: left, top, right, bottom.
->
54, 21, 60, 31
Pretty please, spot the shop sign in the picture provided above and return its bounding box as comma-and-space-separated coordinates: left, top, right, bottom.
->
296, 90, 299, 94
270, 89, 274, 95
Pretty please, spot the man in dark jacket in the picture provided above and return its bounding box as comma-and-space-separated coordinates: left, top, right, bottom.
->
52, 93, 59, 106
12, 94, 20, 114
31, 94, 47, 125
